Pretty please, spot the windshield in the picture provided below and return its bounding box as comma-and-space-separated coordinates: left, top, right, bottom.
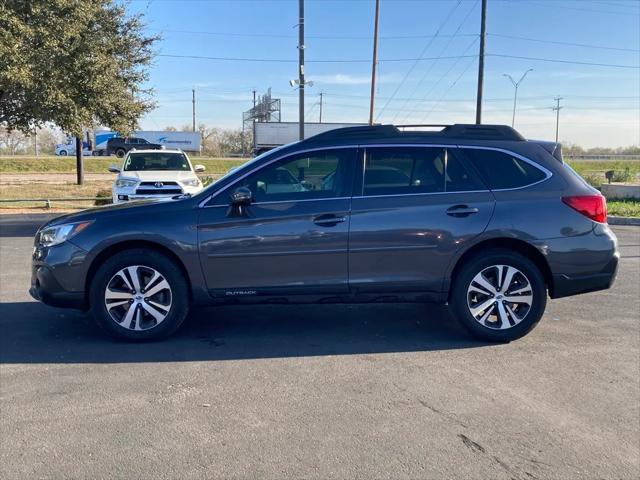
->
124, 152, 190, 171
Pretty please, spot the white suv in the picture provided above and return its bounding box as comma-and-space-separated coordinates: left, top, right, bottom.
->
109, 149, 205, 204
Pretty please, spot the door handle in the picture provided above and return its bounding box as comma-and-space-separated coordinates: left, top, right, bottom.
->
446, 205, 479, 217
313, 214, 347, 226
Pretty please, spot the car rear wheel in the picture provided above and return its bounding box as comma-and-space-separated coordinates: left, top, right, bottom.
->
450, 249, 547, 342
115, 148, 126, 158
89, 249, 189, 341
58, 150, 67, 156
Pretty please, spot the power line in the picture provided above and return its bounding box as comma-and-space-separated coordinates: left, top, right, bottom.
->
487, 33, 640, 52
487, 53, 639, 69
154, 28, 639, 52
157, 53, 638, 69
396, 36, 479, 124
420, 55, 478, 123
157, 53, 478, 63
154, 28, 478, 40
375, 0, 464, 121
391, 0, 480, 123
515, 1, 640, 16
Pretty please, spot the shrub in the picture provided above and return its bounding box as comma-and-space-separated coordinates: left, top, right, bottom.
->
94, 189, 112, 206
612, 168, 634, 183
581, 173, 603, 189
201, 176, 215, 187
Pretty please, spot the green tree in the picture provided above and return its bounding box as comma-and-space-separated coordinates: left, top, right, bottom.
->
1, 0, 158, 182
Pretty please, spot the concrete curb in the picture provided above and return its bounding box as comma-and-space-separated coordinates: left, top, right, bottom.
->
608, 216, 640, 226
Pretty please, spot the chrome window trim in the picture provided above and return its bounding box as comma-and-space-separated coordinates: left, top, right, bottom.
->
458, 145, 553, 191
199, 143, 552, 208
205, 196, 352, 209
199, 145, 360, 208
356, 190, 491, 200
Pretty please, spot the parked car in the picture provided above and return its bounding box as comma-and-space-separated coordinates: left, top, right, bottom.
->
30, 124, 618, 342
108, 149, 205, 204
106, 136, 163, 158
55, 140, 93, 157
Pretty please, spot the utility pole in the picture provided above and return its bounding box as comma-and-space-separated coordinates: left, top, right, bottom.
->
503, 68, 533, 128
475, 0, 487, 124
553, 96, 563, 143
252, 89, 257, 154
34, 128, 38, 157
298, 0, 305, 140
192, 89, 196, 132
368, 0, 381, 125
319, 92, 323, 123
75, 136, 83, 185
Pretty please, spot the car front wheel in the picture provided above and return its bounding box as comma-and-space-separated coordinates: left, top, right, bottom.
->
89, 249, 189, 341
115, 148, 126, 158
450, 249, 547, 342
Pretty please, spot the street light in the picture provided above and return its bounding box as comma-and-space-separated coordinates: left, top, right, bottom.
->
503, 68, 533, 128
289, 79, 314, 88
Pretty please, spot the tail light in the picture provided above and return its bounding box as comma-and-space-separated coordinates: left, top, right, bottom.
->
561, 195, 607, 223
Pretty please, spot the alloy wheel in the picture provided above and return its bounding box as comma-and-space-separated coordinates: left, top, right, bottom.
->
104, 265, 172, 331
466, 264, 533, 330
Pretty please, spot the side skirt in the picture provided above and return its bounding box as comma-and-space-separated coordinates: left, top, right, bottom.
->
203, 290, 447, 306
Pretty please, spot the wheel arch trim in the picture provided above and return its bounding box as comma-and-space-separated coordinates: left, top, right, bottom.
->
444, 236, 554, 301
84, 239, 194, 309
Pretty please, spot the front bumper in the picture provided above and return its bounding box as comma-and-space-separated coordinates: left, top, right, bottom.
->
113, 193, 177, 203
30, 241, 88, 310
29, 267, 85, 309
112, 185, 202, 203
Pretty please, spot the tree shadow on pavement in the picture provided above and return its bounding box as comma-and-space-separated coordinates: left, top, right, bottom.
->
0, 301, 491, 364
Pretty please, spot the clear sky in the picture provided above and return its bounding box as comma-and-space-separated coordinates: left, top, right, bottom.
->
128, 0, 640, 148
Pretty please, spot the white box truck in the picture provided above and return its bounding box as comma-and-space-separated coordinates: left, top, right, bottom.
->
56, 130, 202, 156
253, 122, 365, 155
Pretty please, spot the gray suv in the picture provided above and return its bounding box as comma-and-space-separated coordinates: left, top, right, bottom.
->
30, 124, 618, 342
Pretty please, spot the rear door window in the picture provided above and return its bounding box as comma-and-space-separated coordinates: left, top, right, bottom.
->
462, 148, 547, 189
362, 147, 482, 196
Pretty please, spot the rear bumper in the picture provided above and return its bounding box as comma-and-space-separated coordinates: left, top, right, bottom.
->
551, 253, 619, 299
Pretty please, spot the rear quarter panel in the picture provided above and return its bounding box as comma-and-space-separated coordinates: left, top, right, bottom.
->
443, 142, 608, 282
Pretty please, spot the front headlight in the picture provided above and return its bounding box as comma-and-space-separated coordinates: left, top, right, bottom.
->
37, 221, 93, 247
115, 178, 138, 188
181, 178, 201, 187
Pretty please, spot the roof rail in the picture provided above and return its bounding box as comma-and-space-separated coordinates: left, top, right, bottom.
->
301, 123, 524, 144
302, 124, 400, 143
440, 124, 525, 141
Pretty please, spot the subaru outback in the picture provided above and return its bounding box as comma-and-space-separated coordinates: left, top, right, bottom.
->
30, 124, 618, 342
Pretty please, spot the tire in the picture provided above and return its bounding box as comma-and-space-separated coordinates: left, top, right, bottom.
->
59, 150, 67, 156
450, 249, 547, 342
89, 249, 190, 341
115, 148, 126, 158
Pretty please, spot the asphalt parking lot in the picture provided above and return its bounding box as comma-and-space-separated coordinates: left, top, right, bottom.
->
0, 217, 638, 479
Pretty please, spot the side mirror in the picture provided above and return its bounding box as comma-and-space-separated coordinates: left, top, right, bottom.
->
194, 164, 205, 173
108, 165, 120, 173
230, 187, 252, 206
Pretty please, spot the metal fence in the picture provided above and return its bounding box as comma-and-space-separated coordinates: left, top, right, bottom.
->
0, 197, 107, 209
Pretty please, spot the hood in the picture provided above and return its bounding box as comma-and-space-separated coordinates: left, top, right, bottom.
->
120, 170, 197, 182
42, 196, 183, 229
